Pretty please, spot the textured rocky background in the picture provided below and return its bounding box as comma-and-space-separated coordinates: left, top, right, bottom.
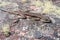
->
0, 0, 60, 40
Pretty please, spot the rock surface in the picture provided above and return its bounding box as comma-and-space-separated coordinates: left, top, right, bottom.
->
0, 0, 60, 40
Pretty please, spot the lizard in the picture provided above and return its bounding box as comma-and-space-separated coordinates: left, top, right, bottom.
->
0, 9, 52, 23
